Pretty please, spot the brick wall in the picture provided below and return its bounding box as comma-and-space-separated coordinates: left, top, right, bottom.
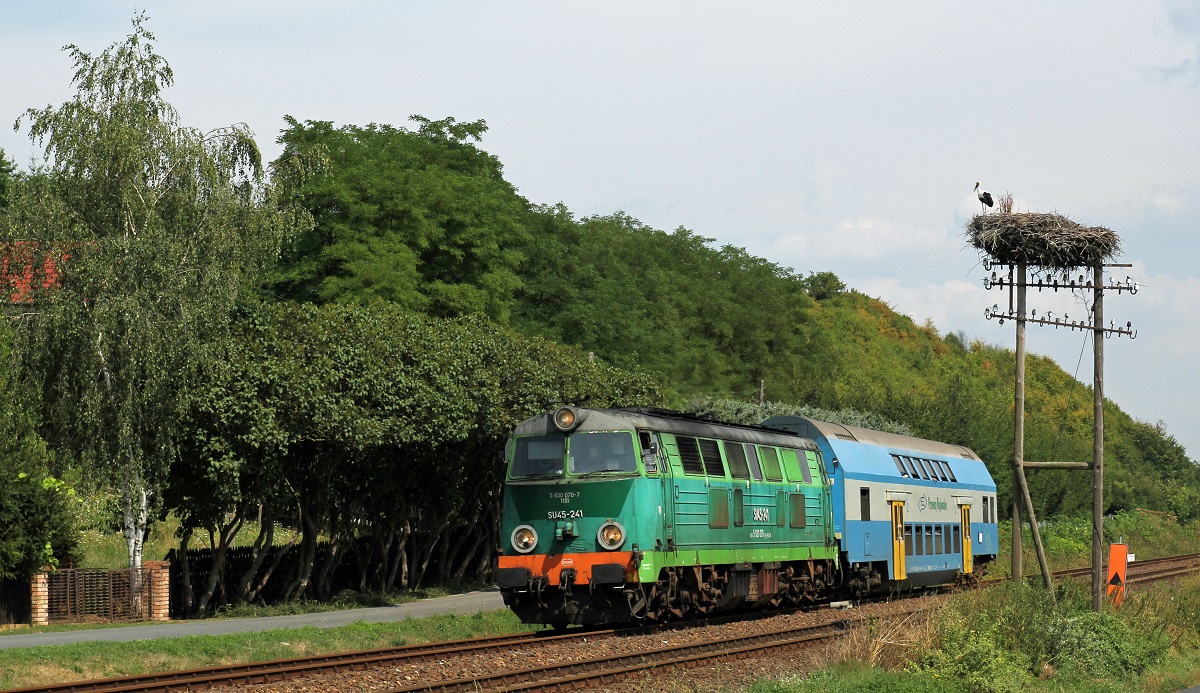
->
30, 570, 48, 626
144, 561, 170, 622
30, 562, 173, 626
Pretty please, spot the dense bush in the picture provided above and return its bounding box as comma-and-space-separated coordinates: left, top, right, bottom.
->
911, 581, 1168, 689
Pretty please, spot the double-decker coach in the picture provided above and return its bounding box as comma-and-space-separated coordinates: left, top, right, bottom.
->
762, 417, 999, 592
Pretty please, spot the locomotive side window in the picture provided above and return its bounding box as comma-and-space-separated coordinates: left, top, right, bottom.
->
510, 433, 566, 478
781, 449, 812, 484
758, 447, 784, 482
676, 436, 705, 476
744, 444, 764, 481
638, 431, 658, 474
982, 496, 990, 523
569, 432, 638, 475
733, 488, 744, 526
698, 439, 727, 478
723, 441, 751, 480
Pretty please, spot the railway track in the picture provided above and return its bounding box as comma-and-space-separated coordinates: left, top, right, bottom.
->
16, 552, 1200, 693
387, 619, 851, 692
4, 630, 588, 693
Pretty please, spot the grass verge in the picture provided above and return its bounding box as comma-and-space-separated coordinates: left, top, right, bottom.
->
0, 608, 529, 690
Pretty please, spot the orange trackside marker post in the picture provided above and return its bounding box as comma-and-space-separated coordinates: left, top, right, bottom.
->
1106, 543, 1128, 606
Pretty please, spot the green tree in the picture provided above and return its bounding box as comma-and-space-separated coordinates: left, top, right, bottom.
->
170, 302, 661, 612
0, 148, 15, 209
268, 116, 529, 321
800, 270, 846, 300
0, 324, 77, 580
5, 15, 306, 571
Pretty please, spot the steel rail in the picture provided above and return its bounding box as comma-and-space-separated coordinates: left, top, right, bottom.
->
387, 620, 852, 692
3, 629, 593, 693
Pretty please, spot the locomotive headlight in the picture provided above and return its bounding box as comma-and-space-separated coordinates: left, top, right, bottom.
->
553, 407, 580, 432
511, 525, 538, 554
597, 521, 625, 550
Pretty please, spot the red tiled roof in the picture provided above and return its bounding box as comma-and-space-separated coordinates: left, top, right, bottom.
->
1, 242, 64, 304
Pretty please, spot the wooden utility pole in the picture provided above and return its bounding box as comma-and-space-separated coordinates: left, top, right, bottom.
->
1011, 265, 1024, 583
1092, 262, 1105, 611
1012, 263, 1054, 590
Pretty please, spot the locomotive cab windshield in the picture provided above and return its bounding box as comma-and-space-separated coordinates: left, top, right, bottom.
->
509, 430, 639, 479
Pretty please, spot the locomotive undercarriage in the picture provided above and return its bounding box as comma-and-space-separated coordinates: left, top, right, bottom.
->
500, 559, 840, 627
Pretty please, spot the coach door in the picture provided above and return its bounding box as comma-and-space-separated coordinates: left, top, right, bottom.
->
890, 500, 906, 580
959, 502, 973, 574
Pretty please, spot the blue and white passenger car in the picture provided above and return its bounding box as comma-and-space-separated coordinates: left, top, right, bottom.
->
763, 417, 999, 591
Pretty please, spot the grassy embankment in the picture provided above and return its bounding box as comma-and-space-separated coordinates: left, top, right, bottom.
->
4, 509, 1199, 691
755, 508, 1200, 693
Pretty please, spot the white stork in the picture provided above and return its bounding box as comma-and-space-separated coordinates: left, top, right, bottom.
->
975, 182, 994, 212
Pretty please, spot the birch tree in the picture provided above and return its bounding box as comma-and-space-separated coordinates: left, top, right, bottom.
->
6, 15, 306, 571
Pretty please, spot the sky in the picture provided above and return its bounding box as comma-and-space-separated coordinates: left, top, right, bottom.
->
3, 2, 1199, 459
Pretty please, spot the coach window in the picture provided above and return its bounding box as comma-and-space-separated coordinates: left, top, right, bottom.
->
952, 525, 962, 554
931, 460, 948, 482
934, 525, 944, 554
860, 488, 871, 522
759, 447, 784, 482
903, 457, 920, 479
676, 436, 705, 476
941, 461, 958, 482
892, 454, 910, 477
905, 525, 914, 555
723, 441, 752, 480
924, 524, 934, 555
699, 439, 727, 478
920, 459, 937, 481
982, 496, 990, 524
914, 525, 924, 556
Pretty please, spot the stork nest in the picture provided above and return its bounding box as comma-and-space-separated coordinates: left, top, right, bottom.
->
965, 212, 1121, 269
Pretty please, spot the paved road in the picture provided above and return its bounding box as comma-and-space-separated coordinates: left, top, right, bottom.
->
0, 590, 507, 650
